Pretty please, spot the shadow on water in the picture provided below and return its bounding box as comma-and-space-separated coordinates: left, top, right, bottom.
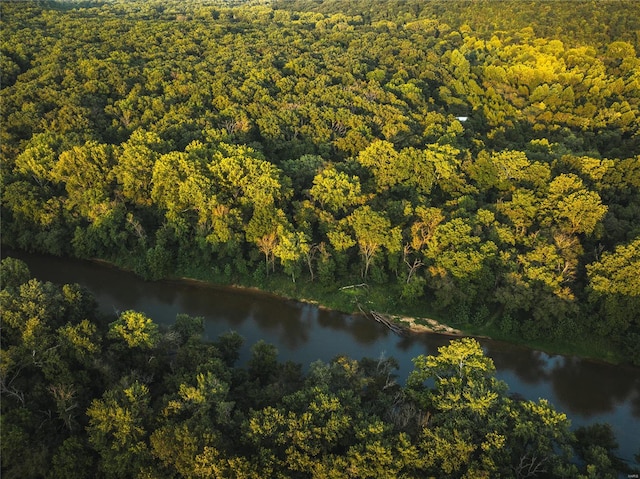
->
3, 249, 640, 466
317, 312, 391, 344
484, 342, 552, 385
550, 357, 640, 417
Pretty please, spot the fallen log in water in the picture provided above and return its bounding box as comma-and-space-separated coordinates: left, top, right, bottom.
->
370, 311, 407, 335
356, 303, 407, 336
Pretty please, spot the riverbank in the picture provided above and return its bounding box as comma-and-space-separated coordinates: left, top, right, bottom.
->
167, 264, 625, 366
398, 315, 464, 335
86, 257, 640, 366
175, 274, 465, 336
0, 247, 628, 366
4, 247, 639, 471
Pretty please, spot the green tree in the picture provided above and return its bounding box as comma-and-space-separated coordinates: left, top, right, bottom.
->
355, 140, 438, 196
0, 257, 32, 291
543, 173, 608, 236
274, 229, 310, 283
245, 206, 292, 275
408, 338, 577, 478
151, 149, 212, 232
587, 238, 640, 357
496, 188, 540, 239
51, 141, 115, 221
207, 142, 291, 210
86, 380, 153, 478
108, 310, 159, 350
47, 437, 95, 479
408, 337, 503, 416
347, 206, 402, 280
309, 165, 364, 215
424, 217, 497, 308
13, 132, 64, 187
113, 129, 165, 207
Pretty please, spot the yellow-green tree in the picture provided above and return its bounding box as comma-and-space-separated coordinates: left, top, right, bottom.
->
347, 206, 402, 280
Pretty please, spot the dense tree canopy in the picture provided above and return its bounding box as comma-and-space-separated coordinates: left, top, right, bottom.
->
0, 258, 631, 478
1, 0, 640, 364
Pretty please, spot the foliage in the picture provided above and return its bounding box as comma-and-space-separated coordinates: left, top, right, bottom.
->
1, 0, 640, 366
1, 260, 631, 478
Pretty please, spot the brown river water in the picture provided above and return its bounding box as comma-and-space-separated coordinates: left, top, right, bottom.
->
4, 249, 640, 468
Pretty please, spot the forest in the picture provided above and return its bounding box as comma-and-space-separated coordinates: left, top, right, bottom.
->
1, 0, 640, 365
0, 256, 633, 478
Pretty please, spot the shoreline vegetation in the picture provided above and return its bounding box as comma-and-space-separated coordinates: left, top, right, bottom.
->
163, 273, 630, 365
180, 274, 465, 336
185, 271, 635, 366
86, 254, 628, 367
6, 244, 631, 365
86, 255, 465, 336
3, 2, 640, 476
2, 0, 639, 371
3, 254, 634, 478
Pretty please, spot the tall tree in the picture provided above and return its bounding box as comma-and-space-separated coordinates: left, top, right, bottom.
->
51, 141, 115, 221
347, 206, 402, 281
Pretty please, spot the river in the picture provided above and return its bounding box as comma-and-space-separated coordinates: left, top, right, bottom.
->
4, 249, 640, 468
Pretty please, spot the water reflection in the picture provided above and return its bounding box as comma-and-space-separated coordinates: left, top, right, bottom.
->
486, 344, 551, 385
550, 357, 639, 417
3, 249, 640, 466
318, 312, 391, 344
632, 388, 640, 418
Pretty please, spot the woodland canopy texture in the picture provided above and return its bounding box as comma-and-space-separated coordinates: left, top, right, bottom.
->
0, 257, 631, 478
1, 1, 639, 362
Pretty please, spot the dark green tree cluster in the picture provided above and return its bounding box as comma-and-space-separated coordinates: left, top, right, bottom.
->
1, 1, 640, 361
0, 257, 630, 478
